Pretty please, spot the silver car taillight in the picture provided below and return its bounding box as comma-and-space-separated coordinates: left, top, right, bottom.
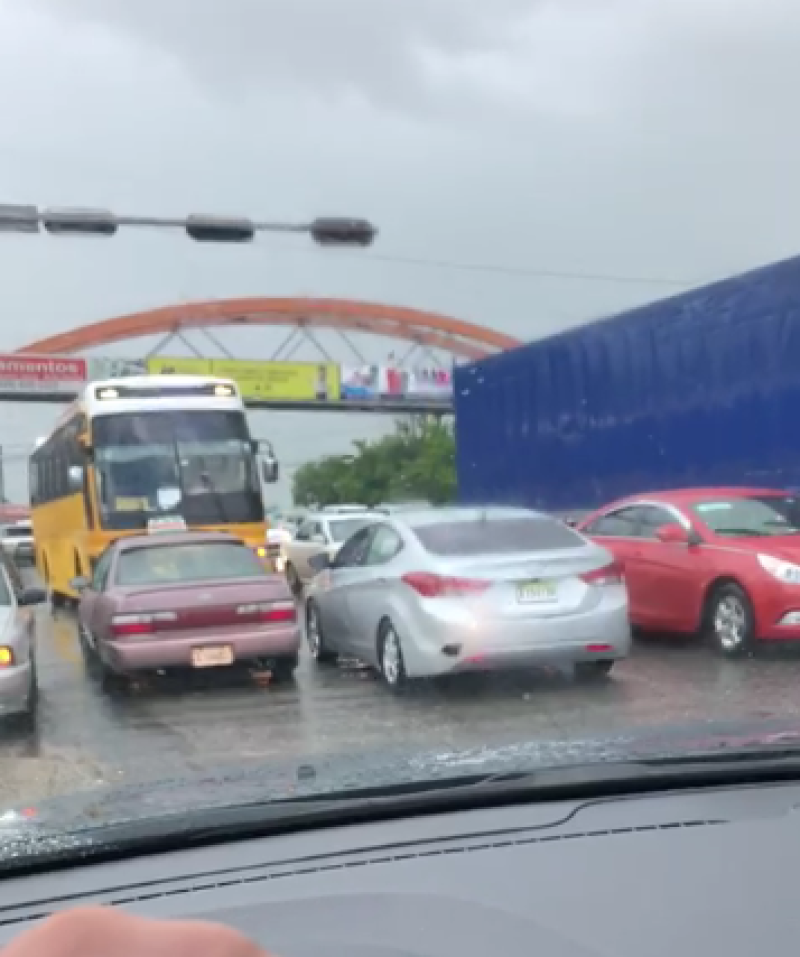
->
579, 561, 624, 586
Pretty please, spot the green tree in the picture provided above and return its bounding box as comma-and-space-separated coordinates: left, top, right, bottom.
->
292, 418, 456, 507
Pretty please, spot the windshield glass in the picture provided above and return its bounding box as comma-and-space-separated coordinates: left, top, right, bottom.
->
2, 526, 30, 539
7, 0, 800, 872
329, 517, 375, 542
117, 542, 265, 586
691, 496, 800, 537
93, 411, 263, 529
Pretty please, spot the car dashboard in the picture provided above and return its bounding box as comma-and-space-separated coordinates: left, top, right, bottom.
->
0, 780, 796, 956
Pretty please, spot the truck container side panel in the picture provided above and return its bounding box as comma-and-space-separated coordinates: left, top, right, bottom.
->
455, 255, 800, 510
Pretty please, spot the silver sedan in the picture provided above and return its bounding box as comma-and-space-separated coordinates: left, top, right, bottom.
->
304, 506, 632, 691
0, 564, 46, 727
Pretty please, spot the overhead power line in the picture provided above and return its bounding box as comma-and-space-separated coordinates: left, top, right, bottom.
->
269, 240, 703, 287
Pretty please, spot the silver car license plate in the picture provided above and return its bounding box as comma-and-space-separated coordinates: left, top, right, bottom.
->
516, 579, 557, 603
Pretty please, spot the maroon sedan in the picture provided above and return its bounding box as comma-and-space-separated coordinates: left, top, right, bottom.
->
70, 531, 300, 685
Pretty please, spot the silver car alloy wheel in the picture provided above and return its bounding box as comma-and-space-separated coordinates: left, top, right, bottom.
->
381, 625, 402, 686
714, 594, 746, 652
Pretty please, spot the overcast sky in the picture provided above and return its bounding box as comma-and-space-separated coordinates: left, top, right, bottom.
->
0, 0, 797, 498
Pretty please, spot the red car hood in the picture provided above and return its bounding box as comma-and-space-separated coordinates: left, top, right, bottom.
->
112, 577, 291, 613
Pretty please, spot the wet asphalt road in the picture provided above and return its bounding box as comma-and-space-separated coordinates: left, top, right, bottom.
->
3, 569, 800, 805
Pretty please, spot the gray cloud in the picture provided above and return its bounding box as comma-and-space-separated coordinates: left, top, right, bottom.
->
23, 0, 542, 113
2, 0, 800, 334
20, 0, 800, 114
1, 0, 800, 503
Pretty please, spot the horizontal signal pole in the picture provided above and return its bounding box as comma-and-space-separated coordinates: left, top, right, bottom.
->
0, 205, 378, 247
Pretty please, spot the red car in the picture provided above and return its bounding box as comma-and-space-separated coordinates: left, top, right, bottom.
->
577, 487, 800, 657
71, 530, 300, 686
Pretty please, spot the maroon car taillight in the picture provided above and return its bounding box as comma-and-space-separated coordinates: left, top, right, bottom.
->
236, 601, 296, 624
111, 612, 178, 637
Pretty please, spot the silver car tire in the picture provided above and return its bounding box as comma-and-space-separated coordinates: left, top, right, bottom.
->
378, 619, 409, 692
7, 661, 38, 733
22, 659, 38, 723
306, 600, 337, 664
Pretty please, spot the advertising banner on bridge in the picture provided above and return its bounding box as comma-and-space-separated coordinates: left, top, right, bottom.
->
88, 357, 147, 380
146, 356, 211, 376
406, 366, 453, 399
340, 365, 452, 402
146, 357, 342, 402
0, 354, 87, 394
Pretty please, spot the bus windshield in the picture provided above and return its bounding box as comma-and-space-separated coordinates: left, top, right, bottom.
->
92, 410, 264, 530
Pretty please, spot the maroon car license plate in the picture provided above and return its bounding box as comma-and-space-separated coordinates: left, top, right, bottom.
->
191, 645, 234, 668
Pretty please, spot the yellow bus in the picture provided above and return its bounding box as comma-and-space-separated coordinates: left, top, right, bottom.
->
30, 374, 279, 606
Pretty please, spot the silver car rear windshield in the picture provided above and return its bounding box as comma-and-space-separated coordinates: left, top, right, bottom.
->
117, 542, 265, 587
3, 526, 31, 539
412, 516, 584, 556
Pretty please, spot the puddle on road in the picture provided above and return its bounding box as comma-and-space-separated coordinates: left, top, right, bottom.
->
0, 745, 109, 806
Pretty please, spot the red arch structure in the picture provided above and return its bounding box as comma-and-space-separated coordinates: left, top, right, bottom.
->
15, 298, 522, 360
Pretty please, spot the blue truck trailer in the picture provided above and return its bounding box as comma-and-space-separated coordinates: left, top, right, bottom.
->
454, 254, 800, 512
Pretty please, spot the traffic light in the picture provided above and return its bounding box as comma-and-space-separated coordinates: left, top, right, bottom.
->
42, 207, 118, 237
310, 217, 377, 247
185, 215, 255, 243
0, 202, 379, 248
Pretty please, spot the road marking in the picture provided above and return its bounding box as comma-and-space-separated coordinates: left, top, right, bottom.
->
48, 614, 82, 665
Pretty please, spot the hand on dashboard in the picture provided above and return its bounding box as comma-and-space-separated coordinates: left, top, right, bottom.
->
2, 906, 271, 957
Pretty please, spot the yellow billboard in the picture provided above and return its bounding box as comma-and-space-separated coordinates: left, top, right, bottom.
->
146, 357, 341, 402
146, 357, 212, 376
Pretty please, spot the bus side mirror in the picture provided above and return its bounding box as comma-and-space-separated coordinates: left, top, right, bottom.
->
67, 465, 84, 492
261, 457, 279, 484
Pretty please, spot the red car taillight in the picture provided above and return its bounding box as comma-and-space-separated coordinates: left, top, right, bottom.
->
236, 601, 297, 623
111, 611, 177, 637
401, 572, 490, 598
580, 561, 623, 586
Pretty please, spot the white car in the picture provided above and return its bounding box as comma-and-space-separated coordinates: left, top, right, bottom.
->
0, 561, 46, 727
0, 521, 34, 566
281, 512, 380, 594
267, 524, 294, 571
